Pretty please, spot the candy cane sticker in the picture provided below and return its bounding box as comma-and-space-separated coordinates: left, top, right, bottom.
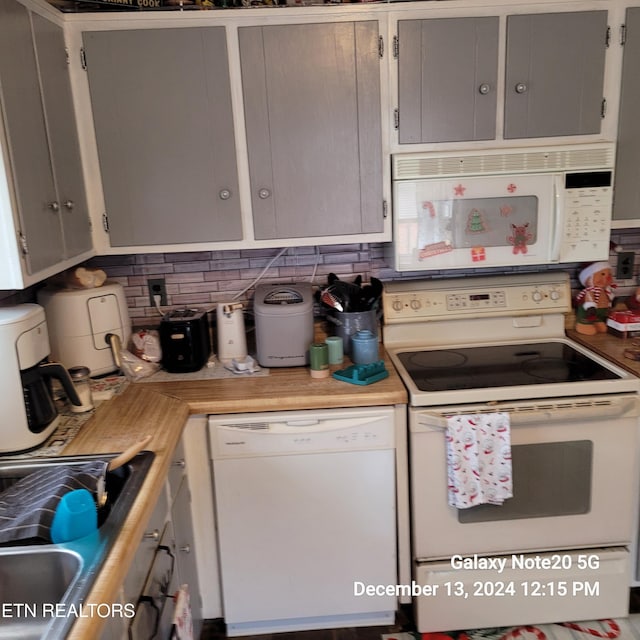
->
560, 619, 621, 638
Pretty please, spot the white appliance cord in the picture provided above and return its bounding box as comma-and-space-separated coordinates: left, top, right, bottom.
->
232, 246, 320, 301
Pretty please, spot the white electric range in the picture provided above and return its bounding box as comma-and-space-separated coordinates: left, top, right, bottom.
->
382, 272, 640, 633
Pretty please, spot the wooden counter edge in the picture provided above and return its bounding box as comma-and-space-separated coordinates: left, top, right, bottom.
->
64, 387, 189, 640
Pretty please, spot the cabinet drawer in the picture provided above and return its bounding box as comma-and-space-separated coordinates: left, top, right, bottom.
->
123, 485, 168, 603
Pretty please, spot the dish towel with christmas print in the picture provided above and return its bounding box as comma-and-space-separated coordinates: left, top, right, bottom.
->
446, 412, 513, 509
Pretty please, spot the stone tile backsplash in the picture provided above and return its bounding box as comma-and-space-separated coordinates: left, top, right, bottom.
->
2, 231, 640, 326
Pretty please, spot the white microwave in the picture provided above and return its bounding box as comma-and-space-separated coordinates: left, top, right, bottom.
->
389, 143, 615, 272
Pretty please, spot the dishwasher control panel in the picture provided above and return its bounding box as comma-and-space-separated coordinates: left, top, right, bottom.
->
208, 408, 395, 458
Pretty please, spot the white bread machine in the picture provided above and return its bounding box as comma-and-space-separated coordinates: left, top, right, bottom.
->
37, 281, 131, 376
254, 283, 314, 367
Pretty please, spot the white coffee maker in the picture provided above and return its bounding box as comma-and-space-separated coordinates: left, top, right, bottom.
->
0, 304, 80, 453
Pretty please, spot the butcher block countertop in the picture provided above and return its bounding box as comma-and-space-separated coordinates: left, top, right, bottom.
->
60, 350, 407, 639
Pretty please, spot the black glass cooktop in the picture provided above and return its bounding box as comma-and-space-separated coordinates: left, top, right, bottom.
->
396, 342, 620, 392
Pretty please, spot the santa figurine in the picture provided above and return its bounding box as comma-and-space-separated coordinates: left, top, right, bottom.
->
574, 261, 615, 335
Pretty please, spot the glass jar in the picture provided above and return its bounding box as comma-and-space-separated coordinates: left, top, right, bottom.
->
68, 366, 94, 413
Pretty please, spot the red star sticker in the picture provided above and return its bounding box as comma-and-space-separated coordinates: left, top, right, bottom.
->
507, 183, 517, 193
454, 184, 466, 196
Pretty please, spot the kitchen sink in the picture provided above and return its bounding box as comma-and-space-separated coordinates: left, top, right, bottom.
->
0, 547, 82, 639
0, 451, 155, 639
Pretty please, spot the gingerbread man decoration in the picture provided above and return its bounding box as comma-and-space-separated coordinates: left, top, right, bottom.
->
574, 261, 615, 335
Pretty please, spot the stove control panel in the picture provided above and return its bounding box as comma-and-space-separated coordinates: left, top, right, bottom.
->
383, 272, 571, 323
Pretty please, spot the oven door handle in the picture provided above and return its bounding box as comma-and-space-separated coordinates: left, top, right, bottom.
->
416, 396, 639, 429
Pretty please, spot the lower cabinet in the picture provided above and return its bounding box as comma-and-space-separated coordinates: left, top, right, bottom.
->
128, 520, 179, 640
101, 426, 212, 640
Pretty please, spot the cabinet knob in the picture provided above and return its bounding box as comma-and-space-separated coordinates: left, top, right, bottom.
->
258, 188, 271, 200
515, 82, 528, 94
219, 189, 232, 200
144, 529, 160, 541
179, 544, 191, 554
478, 83, 491, 95
173, 459, 186, 469
64, 200, 75, 211
48, 201, 60, 212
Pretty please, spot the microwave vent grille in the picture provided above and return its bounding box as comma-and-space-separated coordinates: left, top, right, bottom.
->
393, 144, 615, 179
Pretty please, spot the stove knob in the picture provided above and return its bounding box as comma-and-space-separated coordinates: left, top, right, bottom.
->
532, 291, 543, 302
550, 290, 560, 301
392, 299, 403, 312
410, 299, 422, 310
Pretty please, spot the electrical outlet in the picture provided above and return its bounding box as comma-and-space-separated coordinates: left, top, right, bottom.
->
147, 278, 167, 306
616, 252, 635, 280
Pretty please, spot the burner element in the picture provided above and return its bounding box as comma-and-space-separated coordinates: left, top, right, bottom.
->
406, 350, 468, 369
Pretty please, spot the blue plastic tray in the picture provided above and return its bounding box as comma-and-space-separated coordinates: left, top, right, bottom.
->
332, 360, 389, 385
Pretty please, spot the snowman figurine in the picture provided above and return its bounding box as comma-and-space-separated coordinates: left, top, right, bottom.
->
574, 261, 615, 335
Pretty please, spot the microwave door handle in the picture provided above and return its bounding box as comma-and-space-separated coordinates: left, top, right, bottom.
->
550, 175, 564, 261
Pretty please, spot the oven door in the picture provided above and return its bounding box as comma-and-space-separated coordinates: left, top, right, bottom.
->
393, 173, 559, 271
410, 394, 639, 561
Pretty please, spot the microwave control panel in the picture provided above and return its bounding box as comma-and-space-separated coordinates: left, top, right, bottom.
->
560, 171, 613, 263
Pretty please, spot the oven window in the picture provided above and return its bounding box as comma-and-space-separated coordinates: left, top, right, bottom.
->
457, 440, 592, 523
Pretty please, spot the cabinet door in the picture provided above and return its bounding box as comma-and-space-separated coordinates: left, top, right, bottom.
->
240, 21, 383, 240
0, 0, 63, 274
171, 477, 202, 633
31, 14, 91, 260
613, 8, 640, 224
397, 17, 498, 144
83, 27, 241, 247
504, 11, 607, 139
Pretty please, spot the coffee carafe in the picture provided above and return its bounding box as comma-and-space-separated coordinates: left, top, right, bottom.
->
0, 304, 81, 454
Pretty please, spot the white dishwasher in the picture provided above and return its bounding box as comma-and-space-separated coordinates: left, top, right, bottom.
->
209, 406, 397, 637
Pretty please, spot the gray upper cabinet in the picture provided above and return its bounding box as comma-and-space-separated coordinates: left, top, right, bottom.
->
397, 17, 499, 144
396, 10, 607, 145
239, 21, 384, 240
32, 14, 92, 260
504, 11, 607, 139
613, 7, 640, 225
83, 27, 241, 247
0, 0, 90, 277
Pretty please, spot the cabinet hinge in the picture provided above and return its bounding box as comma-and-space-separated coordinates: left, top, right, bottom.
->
601, 98, 607, 119
605, 25, 611, 48
80, 47, 87, 70
64, 47, 70, 66
102, 212, 109, 233
383, 200, 388, 219
18, 233, 28, 255
378, 35, 384, 59
393, 35, 399, 59
394, 108, 399, 130
621, 24, 627, 46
